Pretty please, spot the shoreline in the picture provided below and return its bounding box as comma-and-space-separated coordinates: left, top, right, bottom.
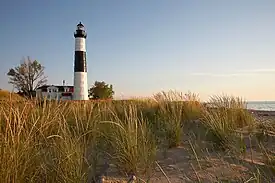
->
247, 109, 275, 116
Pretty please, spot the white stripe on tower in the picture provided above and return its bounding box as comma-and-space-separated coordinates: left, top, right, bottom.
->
75, 37, 86, 52
73, 22, 89, 100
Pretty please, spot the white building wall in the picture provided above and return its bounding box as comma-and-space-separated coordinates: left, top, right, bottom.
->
36, 86, 73, 101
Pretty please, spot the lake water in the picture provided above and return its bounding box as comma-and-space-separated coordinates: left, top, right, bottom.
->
247, 101, 275, 111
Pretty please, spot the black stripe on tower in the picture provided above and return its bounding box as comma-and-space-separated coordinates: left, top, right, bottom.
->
74, 51, 87, 72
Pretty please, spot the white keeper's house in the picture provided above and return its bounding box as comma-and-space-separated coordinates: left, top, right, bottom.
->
36, 85, 74, 100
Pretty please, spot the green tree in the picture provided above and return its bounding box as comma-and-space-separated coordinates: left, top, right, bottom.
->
7, 56, 47, 97
89, 81, 114, 99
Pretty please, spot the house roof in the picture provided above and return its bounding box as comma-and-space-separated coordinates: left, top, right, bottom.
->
37, 85, 73, 90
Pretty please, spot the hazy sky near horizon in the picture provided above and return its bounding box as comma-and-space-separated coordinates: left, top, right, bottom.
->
1, 0, 275, 101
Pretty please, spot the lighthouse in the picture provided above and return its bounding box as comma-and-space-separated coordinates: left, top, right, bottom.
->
73, 22, 89, 100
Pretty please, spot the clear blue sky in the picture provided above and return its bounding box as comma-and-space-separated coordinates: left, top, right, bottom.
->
1, 0, 275, 101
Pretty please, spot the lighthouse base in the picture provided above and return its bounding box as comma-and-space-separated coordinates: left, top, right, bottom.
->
73, 72, 89, 100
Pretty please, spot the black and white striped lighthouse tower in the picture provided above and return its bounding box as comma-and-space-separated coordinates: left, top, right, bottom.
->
73, 22, 89, 100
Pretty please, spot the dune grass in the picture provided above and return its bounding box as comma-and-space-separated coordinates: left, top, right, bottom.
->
0, 90, 25, 101
201, 95, 256, 150
0, 92, 275, 182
